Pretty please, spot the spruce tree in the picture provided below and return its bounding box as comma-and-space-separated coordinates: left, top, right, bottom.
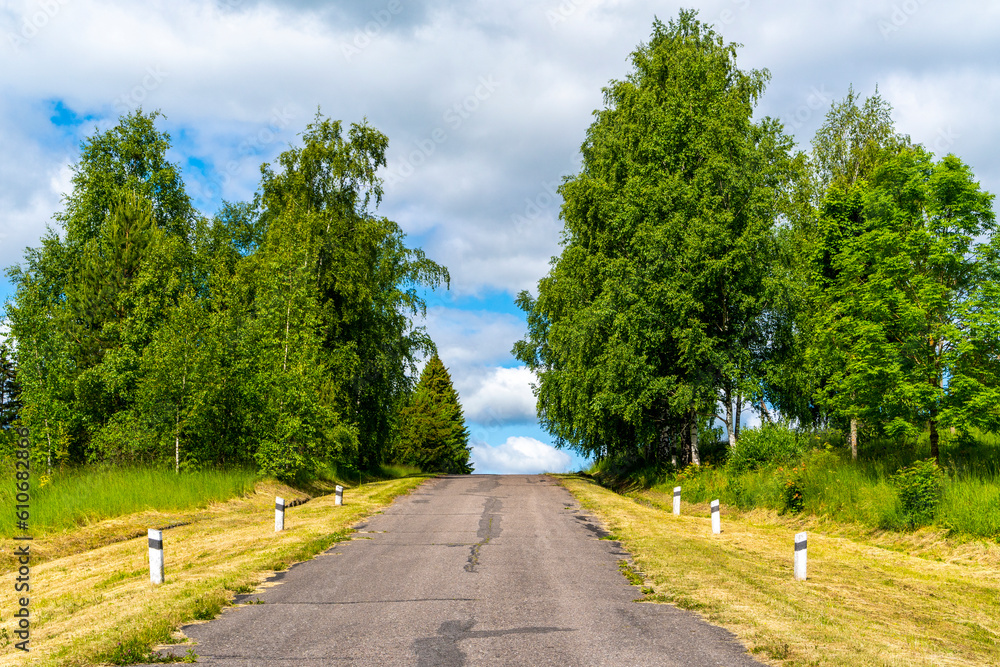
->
0, 344, 20, 429
399, 355, 473, 474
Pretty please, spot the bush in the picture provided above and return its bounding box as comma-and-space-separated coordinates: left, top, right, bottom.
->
892, 459, 945, 527
779, 462, 806, 513
727, 423, 802, 473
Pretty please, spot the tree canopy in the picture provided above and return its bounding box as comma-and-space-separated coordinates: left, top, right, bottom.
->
514, 11, 801, 465
4, 109, 450, 479
515, 12, 998, 468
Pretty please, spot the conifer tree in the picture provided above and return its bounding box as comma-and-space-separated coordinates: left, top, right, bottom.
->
398, 355, 473, 474
0, 344, 20, 429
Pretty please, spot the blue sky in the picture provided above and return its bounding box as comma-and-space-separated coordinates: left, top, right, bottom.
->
1, 0, 998, 473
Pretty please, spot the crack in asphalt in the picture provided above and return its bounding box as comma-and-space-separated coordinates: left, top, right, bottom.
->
464, 497, 502, 573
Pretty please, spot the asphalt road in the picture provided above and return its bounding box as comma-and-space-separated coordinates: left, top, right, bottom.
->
158, 475, 764, 666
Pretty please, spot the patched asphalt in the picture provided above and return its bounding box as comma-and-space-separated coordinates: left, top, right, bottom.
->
152, 474, 765, 665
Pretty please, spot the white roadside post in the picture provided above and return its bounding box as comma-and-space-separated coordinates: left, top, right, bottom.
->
672, 486, 681, 516
794, 532, 808, 581
148, 529, 164, 585
335, 485, 344, 506
711, 500, 721, 534
275, 497, 285, 532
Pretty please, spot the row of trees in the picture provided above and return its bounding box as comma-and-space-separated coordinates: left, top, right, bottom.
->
5, 110, 472, 479
514, 11, 998, 466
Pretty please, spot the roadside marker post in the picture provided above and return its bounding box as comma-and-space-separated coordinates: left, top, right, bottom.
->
335, 485, 344, 506
711, 500, 721, 534
794, 532, 807, 581
673, 487, 681, 516
275, 497, 285, 532
148, 529, 164, 584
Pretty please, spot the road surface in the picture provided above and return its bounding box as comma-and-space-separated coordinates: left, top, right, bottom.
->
158, 475, 763, 665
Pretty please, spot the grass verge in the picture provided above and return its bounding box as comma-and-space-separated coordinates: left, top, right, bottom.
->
0, 467, 260, 539
0, 475, 429, 666
558, 474, 1000, 666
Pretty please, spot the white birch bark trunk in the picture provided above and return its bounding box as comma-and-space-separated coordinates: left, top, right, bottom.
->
850, 417, 858, 461
690, 412, 701, 466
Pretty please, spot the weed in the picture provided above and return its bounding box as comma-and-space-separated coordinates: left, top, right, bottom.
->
618, 559, 644, 586
892, 459, 944, 528
779, 462, 806, 514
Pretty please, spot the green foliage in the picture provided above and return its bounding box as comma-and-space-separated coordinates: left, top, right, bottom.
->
892, 459, 945, 527
6, 111, 195, 465
5, 109, 448, 479
397, 355, 473, 474
779, 461, 806, 513
0, 344, 20, 429
514, 11, 802, 465
726, 423, 802, 473
802, 90, 998, 460
255, 113, 449, 470
637, 430, 1000, 537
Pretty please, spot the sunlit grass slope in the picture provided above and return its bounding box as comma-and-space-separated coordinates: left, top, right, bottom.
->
560, 474, 1000, 666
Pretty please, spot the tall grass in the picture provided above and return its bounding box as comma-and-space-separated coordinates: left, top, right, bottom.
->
0, 466, 260, 537
594, 427, 1000, 540
316, 461, 424, 487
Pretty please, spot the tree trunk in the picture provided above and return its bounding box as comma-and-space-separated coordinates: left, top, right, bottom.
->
690, 410, 701, 466
44, 418, 52, 476
734, 391, 742, 441
725, 386, 736, 449
759, 398, 773, 424
929, 411, 939, 463
175, 410, 180, 474
850, 417, 858, 461
659, 425, 673, 467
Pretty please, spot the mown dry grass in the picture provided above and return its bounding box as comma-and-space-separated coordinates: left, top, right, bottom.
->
0, 476, 429, 666
558, 474, 1000, 667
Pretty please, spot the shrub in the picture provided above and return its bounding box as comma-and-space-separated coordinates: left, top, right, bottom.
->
779, 462, 806, 513
727, 423, 802, 473
892, 459, 945, 527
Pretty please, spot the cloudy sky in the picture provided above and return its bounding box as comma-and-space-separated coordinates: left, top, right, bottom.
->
1, 0, 997, 473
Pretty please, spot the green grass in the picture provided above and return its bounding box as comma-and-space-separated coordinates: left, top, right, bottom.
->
0, 466, 260, 537
593, 428, 1000, 540
561, 474, 1000, 666
313, 461, 425, 488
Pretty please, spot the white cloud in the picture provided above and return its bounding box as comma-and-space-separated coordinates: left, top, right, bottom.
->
470, 436, 572, 474
459, 365, 536, 426
420, 307, 526, 371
